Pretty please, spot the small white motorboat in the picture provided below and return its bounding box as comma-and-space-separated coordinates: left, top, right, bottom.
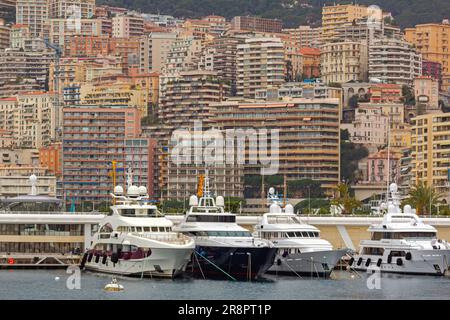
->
104, 277, 124, 292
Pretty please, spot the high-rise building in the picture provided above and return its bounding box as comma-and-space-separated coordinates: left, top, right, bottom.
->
405, 20, 450, 92
47, 18, 102, 51
236, 37, 285, 98
39, 142, 62, 177
414, 76, 440, 112
48, 0, 95, 19
0, 92, 57, 149
112, 14, 144, 38
213, 98, 341, 194
231, 16, 282, 33
139, 32, 177, 74
321, 41, 368, 84
369, 37, 422, 85
283, 25, 322, 48
411, 113, 450, 199
0, 18, 9, 50
321, 4, 369, 43
16, 0, 48, 37
422, 60, 442, 88
62, 105, 153, 204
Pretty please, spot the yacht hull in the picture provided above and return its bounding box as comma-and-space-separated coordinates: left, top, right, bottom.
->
268, 249, 348, 277
83, 247, 193, 278
352, 249, 450, 276
188, 246, 277, 281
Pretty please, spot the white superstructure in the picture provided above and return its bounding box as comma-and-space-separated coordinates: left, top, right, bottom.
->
350, 183, 450, 275
82, 183, 195, 278
253, 188, 348, 277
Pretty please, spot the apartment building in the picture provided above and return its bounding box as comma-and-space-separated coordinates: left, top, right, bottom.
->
0, 92, 57, 149
0, 19, 9, 50
411, 113, 450, 198
47, 18, 102, 51
414, 76, 440, 112
48, 0, 95, 18
422, 60, 442, 87
369, 37, 422, 85
162, 36, 203, 80
283, 25, 322, 48
62, 105, 153, 203
39, 142, 62, 177
139, 32, 177, 74
342, 104, 388, 147
364, 149, 401, 185
405, 20, 450, 92
236, 37, 285, 98
0, 49, 54, 95
212, 98, 341, 194
231, 16, 282, 33
368, 84, 403, 104
16, 0, 48, 37
112, 14, 144, 38
299, 47, 321, 79
321, 4, 369, 43
321, 41, 368, 84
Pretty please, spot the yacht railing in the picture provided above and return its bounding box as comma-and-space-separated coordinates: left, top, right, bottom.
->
0, 210, 104, 215
130, 232, 192, 245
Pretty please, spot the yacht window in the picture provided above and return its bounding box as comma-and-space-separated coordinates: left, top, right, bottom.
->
123, 245, 131, 252
295, 232, 302, 237
143, 227, 150, 232
204, 231, 252, 237
301, 232, 309, 237
307, 232, 315, 237
186, 215, 236, 223
390, 250, 406, 257
131, 246, 138, 252
158, 227, 165, 232
287, 232, 296, 237
136, 227, 143, 232
99, 223, 113, 233
151, 227, 158, 232
362, 247, 384, 255
166, 227, 171, 232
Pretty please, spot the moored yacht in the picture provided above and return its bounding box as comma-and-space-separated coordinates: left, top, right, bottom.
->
82, 182, 195, 278
350, 183, 450, 276
173, 173, 277, 281
253, 188, 348, 277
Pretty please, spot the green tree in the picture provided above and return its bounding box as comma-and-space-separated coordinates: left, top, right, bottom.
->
287, 179, 324, 198
294, 198, 330, 215
402, 85, 416, 106
340, 129, 369, 183
403, 183, 443, 215
331, 183, 362, 214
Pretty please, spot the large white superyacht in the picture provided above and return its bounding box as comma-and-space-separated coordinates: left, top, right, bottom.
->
82, 180, 195, 278
173, 173, 277, 281
350, 183, 450, 276
253, 188, 348, 277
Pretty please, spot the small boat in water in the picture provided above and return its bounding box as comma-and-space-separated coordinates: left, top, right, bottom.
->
104, 277, 124, 292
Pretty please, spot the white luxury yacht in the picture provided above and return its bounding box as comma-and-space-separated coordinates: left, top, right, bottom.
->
350, 183, 450, 276
173, 173, 277, 281
253, 188, 348, 277
82, 180, 195, 278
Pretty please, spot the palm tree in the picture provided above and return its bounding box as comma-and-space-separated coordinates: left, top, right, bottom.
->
404, 183, 443, 215
331, 183, 362, 214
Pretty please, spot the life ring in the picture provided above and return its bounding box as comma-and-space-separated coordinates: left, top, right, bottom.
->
396, 258, 403, 266
7, 258, 14, 265
357, 257, 363, 266
365, 258, 371, 267
377, 258, 382, 267
405, 252, 412, 260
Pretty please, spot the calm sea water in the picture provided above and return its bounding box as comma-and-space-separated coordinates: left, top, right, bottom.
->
0, 269, 449, 300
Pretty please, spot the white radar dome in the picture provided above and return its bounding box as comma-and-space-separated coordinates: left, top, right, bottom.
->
189, 195, 198, 206
389, 183, 398, 193
138, 186, 148, 195
127, 185, 140, 197
403, 204, 412, 214
114, 185, 124, 194
29, 174, 37, 183
388, 204, 396, 213
270, 204, 282, 213
216, 196, 224, 207
284, 204, 294, 214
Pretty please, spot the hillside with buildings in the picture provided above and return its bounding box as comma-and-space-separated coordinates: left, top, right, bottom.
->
97, 0, 450, 28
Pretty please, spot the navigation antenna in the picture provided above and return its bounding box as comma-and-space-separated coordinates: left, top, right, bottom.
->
203, 168, 211, 198
126, 168, 133, 189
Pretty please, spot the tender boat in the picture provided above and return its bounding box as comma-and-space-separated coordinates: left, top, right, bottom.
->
104, 277, 124, 292
173, 172, 277, 281
253, 188, 348, 277
350, 183, 450, 276
81, 180, 195, 278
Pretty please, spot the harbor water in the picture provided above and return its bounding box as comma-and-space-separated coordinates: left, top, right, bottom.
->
0, 270, 449, 300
